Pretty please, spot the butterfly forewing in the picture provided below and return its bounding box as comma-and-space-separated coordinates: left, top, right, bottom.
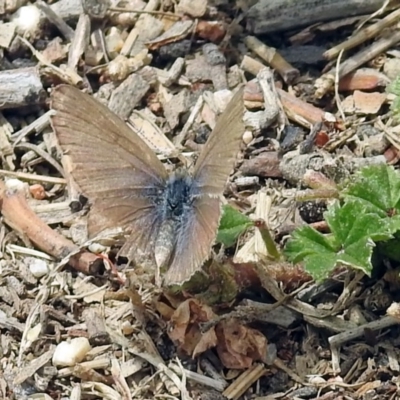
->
50, 85, 168, 241
193, 86, 245, 196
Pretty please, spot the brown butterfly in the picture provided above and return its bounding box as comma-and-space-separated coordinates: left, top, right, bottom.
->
50, 85, 244, 286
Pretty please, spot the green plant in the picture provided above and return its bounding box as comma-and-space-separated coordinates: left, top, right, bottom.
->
285, 164, 400, 281
217, 204, 280, 260
217, 204, 253, 247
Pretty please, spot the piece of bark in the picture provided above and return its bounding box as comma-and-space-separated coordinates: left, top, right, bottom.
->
186, 55, 212, 83
0, 67, 46, 110
146, 20, 194, 51
246, 0, 397, 34
236, 300, 301, 329
257, 68, 286, 134
338, 68, 390, 91
36, 0, 75, 41
279, 45, 326, 66
177, 0, 207, 17
162, 88, 191, 130
81, 0, 109, 19
108, 73, 150, 119
196, 20, 227, 43
240, 152, 282, 178
342, 90, 387, 115
13, 347, 55, 386
278, 88, 336, 128
68, 13, 90, 70
203, 43, 228, 90
83, 308, 111, 347
0, 22, 16, 49
30, 201, 80, 225
50, 0, 84, 20
42, 37, 68, 64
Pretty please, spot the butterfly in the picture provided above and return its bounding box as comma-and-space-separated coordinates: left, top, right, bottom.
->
50, 85, 245, 286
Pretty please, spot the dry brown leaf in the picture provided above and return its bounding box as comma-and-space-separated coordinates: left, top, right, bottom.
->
215, 319, 268, 369
168, 299, 268, 369
168, 298, 217, 355
193, 328, 218, 358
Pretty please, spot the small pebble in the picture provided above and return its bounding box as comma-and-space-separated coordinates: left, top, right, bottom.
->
5, 178, 25, 192
88, 242, 107, 254
29, 258, 49, 278
242, 130, 253, 145
12, 5, 41, 36
29, 183, 46, 200
53, 337, 92, 367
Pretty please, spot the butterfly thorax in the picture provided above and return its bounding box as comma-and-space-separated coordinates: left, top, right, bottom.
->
163, 170, 193, 217
154, 170, 194, 269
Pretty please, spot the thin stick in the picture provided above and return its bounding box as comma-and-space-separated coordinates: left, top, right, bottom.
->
0, 180, 103, 275
0, 169, 66, 184
324, 6, 400, 60
108, 7, 181, 19
15, 142, 66, 178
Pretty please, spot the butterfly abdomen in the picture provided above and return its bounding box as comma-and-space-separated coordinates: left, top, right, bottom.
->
154, 171, 194, 268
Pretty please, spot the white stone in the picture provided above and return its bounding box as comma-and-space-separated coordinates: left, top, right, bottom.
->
29, 258, 49, 278
52, 337, 92, 367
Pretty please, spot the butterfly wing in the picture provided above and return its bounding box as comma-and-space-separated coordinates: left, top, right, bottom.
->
192, 86, 245, 196
164, 87, 245, 285
50, 85, 168, 255
163, 196, 221, 286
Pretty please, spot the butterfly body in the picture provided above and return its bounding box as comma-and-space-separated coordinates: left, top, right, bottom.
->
154, 170, 195, 268
50, 85, 244, 286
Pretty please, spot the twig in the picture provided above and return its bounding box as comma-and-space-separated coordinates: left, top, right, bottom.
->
334, 49, 346, 122
244, 36, 299, 84
36, 0, 75, 41
17, 36, 82, 86
222, 364, 266, 400
15, 142, 66, 178
324, 6, 400, 60
328, 315, 399, 348
0, 170, 66, 184
315, 29, 400, 98
0, 180, 103, 275
108, 7, 182, 19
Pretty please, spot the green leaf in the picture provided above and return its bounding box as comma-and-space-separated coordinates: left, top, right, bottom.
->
217, 205, 253, 247
343, 164, 400, 216
301, 253, 339, 282
285, 225, 338, 263
325, 201, 393, 244
284, 201, 392, 281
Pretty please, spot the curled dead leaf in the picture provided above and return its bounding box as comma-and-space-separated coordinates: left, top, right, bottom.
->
167, 299, 268, 369
216, 319, 268, 369
168, 299, 217, 355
